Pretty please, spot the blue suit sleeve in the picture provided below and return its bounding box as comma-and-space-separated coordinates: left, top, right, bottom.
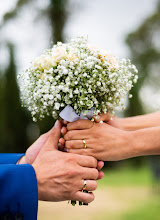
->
0, 153, 25, 164
0, 164, 38, 220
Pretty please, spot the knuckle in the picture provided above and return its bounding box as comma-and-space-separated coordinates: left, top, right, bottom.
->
66, 168, 77, 177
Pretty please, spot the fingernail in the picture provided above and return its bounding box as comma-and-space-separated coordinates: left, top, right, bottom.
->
55, 120, 59, 127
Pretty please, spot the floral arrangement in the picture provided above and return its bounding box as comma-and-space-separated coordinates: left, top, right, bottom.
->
18, 36, 138, 121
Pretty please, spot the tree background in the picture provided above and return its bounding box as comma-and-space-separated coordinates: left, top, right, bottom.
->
0, 0, 159, 167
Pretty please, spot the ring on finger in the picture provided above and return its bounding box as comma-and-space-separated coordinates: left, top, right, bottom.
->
83, 180, 87, 190
83, 140, 87, 149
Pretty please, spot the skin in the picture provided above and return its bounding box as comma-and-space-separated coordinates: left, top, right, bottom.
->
60, 115, 160, 161
19, 121, 104, 202
94, 111, 160, 131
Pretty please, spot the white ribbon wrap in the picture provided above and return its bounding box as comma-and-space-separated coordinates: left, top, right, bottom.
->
59, 105, 94, 122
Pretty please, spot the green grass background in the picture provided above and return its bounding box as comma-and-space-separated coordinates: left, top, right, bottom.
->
38, 166, 160, 220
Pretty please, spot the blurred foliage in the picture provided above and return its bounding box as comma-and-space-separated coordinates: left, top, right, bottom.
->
0, 0, 69, 152
0, 43, 31, 152
124, 0, 160, 168
0, 0, 31, 27
125, 0, 160, 116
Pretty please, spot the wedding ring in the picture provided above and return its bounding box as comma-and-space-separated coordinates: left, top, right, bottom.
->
83, 180, 87, 190
83, 140, 87, 149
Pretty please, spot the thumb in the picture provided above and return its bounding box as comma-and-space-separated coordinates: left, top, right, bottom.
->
94, 113, 112, 123
41, 120, 62, 152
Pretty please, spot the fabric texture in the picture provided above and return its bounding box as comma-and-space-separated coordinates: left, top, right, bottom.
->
0, 153, 38, 220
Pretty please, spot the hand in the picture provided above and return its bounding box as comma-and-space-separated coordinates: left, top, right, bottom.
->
63, 120, 135, 161
60, 122, 104, 179
18, 127, 52, 165
32, 121, 100, 203
94, 113, 123, 129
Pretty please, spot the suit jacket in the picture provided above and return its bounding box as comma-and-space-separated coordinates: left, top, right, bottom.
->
0, 153, 38, 220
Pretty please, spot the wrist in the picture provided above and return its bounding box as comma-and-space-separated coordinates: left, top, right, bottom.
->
128, 130, 143, 157
32, 162, 44, 201
129, 128, 160, 157
108, 117, 124, 130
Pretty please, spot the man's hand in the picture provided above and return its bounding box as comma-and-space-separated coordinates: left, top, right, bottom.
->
32, 121, 99, 203
18, 128, 52, 165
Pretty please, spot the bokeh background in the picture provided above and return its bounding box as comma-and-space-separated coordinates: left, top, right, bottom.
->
0, 0, 160, 219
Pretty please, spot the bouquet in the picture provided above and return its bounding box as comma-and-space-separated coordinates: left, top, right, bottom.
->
18, 36, 138, 206
18, 36, 138, 123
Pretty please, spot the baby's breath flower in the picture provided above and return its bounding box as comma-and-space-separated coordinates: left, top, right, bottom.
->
18, 36, 138, 121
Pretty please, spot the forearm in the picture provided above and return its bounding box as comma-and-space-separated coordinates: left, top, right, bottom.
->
119, 112, 160, 131
131, 126, 160, 157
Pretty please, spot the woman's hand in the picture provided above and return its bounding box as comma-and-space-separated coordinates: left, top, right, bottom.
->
62, 120, 138, 161
94, 111, 160, 131
94, 113, 124, 130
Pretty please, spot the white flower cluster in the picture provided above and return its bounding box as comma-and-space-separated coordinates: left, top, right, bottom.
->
18, 36, 138, 121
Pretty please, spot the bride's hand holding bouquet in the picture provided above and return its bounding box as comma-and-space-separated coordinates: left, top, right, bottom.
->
19, 36, 138, 205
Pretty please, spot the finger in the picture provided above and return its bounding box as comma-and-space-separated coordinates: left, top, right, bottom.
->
97, 171, 104, 180
59, 137, 65, 146
76, 154, 97, 168
61, 119, 69, 125
42, 120, 62, 151
61, 127, 67, 135
81, 167, 99, 180
68, 149, 93, 157
32, 123, 55, 149
80, 180, 97, 191
67, 119, 94, 131
97, 161, 104, 170
74, 191, 95, 203
27, 132, 49, 157
66, 140, 92, 149
94, 113, 112, 123
64, 130, 90, 141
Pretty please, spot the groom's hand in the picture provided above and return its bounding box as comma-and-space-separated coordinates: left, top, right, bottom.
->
18, 127, 53, 165
32, 121, 99, 203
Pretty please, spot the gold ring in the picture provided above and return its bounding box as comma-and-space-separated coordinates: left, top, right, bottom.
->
83, 140, 87, 149
83, 180, 87, 190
